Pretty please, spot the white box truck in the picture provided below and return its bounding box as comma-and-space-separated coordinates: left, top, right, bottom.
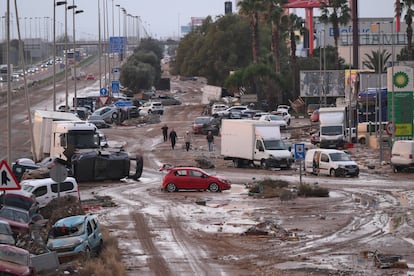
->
221, 119, 293, 169
318, 107, 347, 149
33, 110, 100, 162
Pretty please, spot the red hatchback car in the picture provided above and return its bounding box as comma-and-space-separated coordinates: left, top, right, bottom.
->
162, 167, 231, 192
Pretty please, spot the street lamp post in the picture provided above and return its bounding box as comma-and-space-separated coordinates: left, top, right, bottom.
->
377, 22, 383, 163
53, 1, 67, 111
68, 2, 84, 112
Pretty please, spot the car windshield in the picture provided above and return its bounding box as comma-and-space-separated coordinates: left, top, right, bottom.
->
0, 208, 29, 223
67, 131, 100, 149
195, 118, 211, 124
0, 247, 29, 266
330, 152, 352, 161
268, 115, 284, 121
263, 140, 287, 150
50, 222, 85, 238
321, 126, 343, 135
22, 185, 34, 193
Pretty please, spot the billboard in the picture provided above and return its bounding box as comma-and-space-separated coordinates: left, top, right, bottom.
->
300, 70, 345, 98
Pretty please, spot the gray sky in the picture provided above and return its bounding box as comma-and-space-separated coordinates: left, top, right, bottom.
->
0, 0, 397, 40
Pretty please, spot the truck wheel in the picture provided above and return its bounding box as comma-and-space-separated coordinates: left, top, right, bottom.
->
233, 159, 241, 168
329, 168, 336, 177
208, 183, 220, 192
261, 160, 268, 170
359, 137, 366, 144
393, 165, 400, 173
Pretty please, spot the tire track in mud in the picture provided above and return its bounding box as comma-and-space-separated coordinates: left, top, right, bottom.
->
131, 212, 172, 275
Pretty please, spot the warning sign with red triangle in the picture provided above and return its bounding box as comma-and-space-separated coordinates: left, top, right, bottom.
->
99, 96, 109, 106
0, 160, 21, 190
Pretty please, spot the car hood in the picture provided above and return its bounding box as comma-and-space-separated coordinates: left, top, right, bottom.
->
48, 236, 83, 248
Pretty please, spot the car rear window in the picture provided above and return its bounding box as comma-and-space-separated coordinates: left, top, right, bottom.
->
195, 118, 211, 124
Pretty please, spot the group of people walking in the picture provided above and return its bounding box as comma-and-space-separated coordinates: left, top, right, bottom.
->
161, 124, 214, 152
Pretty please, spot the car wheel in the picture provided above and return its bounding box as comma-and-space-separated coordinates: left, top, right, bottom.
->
112, 112, 119, 120
393, 165, 400, 173
160, 111, 164, 115
83, 246, 91, 260
261, 160, 268, 170
166, 183, 177, 192
148, 110, 152, 114
359, 137, 366, 144
208, 182, 220, 192
329, 168, 336, 177
287, 119, 291, 126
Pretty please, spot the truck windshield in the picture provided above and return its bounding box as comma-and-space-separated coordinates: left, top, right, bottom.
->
321, 126, 343, 136
67, 131, 100, 149
263, 140, 286, 150
329, 152, 351, 161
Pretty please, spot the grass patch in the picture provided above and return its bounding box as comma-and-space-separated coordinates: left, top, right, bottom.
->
79, 227, 126, 276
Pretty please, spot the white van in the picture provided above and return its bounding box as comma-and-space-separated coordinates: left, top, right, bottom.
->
391, 140, 414, 172
305, 149, 359, 177
19, 177, 80, 208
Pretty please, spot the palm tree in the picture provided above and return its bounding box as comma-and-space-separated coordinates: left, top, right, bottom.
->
319, 0, 351, 68
288, 13, 305, 98
238, 0, 265, 64
396, 0, 414, 60
262, 0, 288, 74
362, 49, 391, 73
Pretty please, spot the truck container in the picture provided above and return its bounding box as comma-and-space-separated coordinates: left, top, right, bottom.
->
318, 107, 347, 149
220, 119, 293, 169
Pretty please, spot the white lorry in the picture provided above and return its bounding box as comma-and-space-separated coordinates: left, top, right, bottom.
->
33, 110, 100, 162
221, 119, 293, 169
318, 107, 347, 149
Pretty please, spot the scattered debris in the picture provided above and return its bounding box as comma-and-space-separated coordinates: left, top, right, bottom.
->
195, 155, 215, 168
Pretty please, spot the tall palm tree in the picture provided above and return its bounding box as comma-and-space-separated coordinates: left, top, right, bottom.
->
262, 0, 288, 74
238, 0, 265, 64
319, 0, 351, 68
396, 0, 414, 60
362, 49, 391, 73
288, 13, 305, 98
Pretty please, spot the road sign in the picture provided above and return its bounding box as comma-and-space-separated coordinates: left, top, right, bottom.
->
386, 122, 396, 135
0, 160, 21, 190
114, 101, 132, 107
111, 67, 120, 80
99, 96, 109, 106
50, 163, 68, 183
294, 143, 305, 160
109, 36, 127, 53
111, 80, 120, 95
100, 87, 108, 96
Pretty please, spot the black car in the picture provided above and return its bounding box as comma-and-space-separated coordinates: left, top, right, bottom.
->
199, 117, 221, 136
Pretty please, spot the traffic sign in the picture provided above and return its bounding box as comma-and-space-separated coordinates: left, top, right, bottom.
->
294, 143, 305, 160
386, 122, 396, 135
100, 87, 108, 96
111, 80, 120, 95
109, 36, 127, 53
99, 96, 109, 106
50, 163, 68, 183
114, 101, 132, 107
0, 160, 21, 190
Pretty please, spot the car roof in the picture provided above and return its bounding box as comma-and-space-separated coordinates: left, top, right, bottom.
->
54, 215, 89, 226
20, 177, 76, 186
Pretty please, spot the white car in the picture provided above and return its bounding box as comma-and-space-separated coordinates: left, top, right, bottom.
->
138, 101, 164, 115
215, 105, 248, 117
272, 109, 291, 126
258, 114, 287, 128
211, 103, 228, 115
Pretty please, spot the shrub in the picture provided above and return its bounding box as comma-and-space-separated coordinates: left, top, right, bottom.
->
297, 183, 329, 197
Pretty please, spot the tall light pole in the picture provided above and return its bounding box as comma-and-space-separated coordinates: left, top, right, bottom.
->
53, 1, 67, 111
64, 3, 69, 110
98, 0, 102, 90
377, 22, 383, 163
68, 2, 83, 112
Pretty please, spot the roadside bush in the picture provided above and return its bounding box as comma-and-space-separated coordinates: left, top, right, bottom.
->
297, 183, 329, 197
248, 178, 289, 198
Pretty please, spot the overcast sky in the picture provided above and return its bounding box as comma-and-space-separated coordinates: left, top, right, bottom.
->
0, 0, 396, 41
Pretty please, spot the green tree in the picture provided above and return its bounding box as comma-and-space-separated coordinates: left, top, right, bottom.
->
362, 49, 391, 73
319, 0, 351, 68
262, 0, 288, 74
288, 13, 305, 98
238, 0, 265, 64
396, 0, 414, 60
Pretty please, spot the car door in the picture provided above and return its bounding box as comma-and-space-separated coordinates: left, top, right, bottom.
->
86, 218, 101, 251
31, 185, 49, 208
187, 169, 207, 190
318, 153, 331, 175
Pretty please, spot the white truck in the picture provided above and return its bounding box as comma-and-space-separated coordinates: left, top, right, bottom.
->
221, 119, 293, 169
33, 110, 100, 162
318, 107, 347, 149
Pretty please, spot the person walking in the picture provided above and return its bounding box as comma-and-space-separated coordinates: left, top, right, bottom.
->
206, 131, 214, 152
161, 124, 168, 142
169, 128, 177, 150
184, 131, 192, 151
